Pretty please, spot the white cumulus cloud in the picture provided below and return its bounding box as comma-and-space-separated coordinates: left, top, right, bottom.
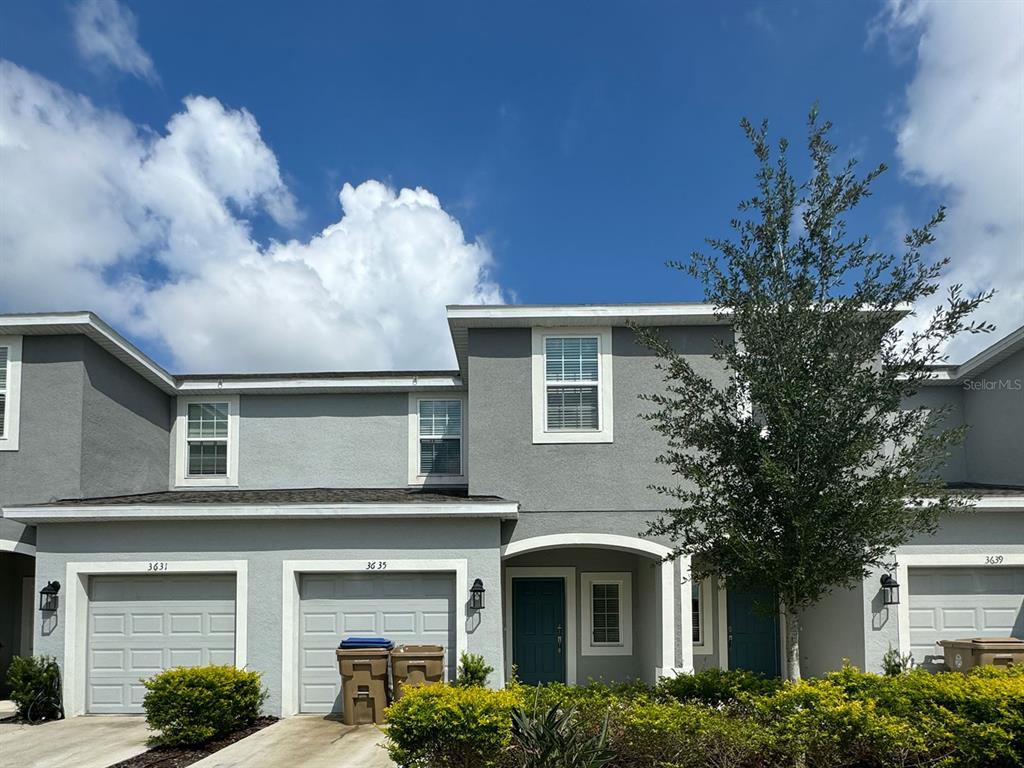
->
72, 0, 157, 82
0, 61, 504, 372
875, 0, 1024, 358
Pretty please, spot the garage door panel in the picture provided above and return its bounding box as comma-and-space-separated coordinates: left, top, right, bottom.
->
87, 574, 237, 714
908, 567, 1024, 671
298, 572, 455, 714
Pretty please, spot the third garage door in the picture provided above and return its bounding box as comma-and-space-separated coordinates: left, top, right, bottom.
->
908, 567, 1024, 669
298, 572, 455, 713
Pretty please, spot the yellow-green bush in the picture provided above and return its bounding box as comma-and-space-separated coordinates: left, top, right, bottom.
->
142, 665, 266, 746
656, 667, 782, 706
385, 683, 525, 768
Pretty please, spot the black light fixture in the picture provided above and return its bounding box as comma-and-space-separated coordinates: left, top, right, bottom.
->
39, 580, 61, 612
880, 574, 900, 606
469, 578, 485, 610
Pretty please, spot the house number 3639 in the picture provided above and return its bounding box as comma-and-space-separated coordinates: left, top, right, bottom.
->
985, 555, 1004, 565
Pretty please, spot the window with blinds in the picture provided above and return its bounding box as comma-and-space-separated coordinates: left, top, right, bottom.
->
692, 582, 702, 644
591, 582, 621, 645
186, 402, 229, 476
0, 346, 7, 438
419, 399, 462, 476
544, 336, 600, 430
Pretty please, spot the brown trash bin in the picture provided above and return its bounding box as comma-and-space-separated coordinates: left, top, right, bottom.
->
938, 637, 1024, 672
391, 644, 445, 700
336, 647, 391, 725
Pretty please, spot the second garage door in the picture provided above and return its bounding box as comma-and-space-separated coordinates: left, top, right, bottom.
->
87, 574, 236, 714
908, 567, 1024, 669
298, 572, 455, 713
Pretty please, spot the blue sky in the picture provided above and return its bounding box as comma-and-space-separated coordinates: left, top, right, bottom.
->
0, 1, 1020, 371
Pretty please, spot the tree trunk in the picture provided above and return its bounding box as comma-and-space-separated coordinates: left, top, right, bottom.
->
783, 605, 801, 682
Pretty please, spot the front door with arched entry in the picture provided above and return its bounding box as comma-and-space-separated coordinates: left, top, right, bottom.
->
727, 584, 781, 677
511, 577, 566, 684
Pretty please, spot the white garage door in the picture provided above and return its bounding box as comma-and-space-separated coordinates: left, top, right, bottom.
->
908, 567, 1024, 669
87, 574, 236, 714
298, 572, 455, 713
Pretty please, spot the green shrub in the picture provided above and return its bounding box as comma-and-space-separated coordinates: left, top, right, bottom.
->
455, 652, 495, 688
510, 688, 613, 768
142, 665, 266, 746
656, 667, 782, 706
5, 655, 63, 721
385, 683, 524, 768
881, 645, 915, 676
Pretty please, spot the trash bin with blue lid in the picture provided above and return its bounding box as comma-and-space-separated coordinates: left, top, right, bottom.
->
336, 637, 393, 725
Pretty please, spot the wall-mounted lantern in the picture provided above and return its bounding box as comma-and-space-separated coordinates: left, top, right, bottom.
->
39, 580, 61, 612
880, 574, 900, 606
469, 578, 485, 610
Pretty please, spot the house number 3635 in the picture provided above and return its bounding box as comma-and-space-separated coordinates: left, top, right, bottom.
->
366, 561, 387, 570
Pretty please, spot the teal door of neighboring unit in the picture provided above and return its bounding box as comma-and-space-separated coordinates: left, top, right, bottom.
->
512, 578, 565, 684
727, 584, 781, 677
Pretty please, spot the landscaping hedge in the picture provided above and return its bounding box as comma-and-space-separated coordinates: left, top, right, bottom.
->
142, 665, 267, 746
384, 666, 1024, 768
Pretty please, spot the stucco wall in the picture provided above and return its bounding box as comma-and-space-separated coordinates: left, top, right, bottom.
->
798, 582, 866, 676
33, 517, 504, 715
962, 351, 1024, 487
903, 385, 967, 484
467, 325, 731, 512
231, 393, 410, 489
81, 339, 171, 498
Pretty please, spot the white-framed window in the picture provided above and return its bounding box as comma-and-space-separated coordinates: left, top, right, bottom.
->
691, 577, 714, 654
408, 394, 467, 485
531, 327, 613, 444
0, 335, 23, 451
174, 395, 240, 487
581, 572, 632, 656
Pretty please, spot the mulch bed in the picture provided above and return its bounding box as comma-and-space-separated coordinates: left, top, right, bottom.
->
107, 716, 279, 768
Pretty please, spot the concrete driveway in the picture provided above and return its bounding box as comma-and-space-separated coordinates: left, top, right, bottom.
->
190, 716, 394, 768
0, 715, 150, 768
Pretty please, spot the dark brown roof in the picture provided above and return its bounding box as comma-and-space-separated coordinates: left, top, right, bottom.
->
30, 487, 507, 508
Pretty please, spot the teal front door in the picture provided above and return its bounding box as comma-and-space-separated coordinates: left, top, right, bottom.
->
727, 584, 781, 677
512, 578, 565, 684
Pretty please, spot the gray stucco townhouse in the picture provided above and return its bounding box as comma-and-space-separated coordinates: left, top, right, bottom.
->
0, 305, 1021, 716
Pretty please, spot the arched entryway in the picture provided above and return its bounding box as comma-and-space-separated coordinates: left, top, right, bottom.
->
501, 533, 692, 685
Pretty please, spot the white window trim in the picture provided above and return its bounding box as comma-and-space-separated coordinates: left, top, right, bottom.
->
531, 327, 613, 444
692, 577, 714, 654
62, 559, 248, 717
408, 392, 467, 485
503, 566, 578, 685
0, 335, 23, 451
174, 395, 240, 487
581, 571, 633, 656
894, 552, 1024, 658
281, 558, 470, 716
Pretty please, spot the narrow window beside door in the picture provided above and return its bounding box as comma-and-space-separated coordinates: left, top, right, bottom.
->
581, 572, 633, 656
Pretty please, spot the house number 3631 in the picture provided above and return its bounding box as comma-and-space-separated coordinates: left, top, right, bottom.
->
148, 562, 168, 571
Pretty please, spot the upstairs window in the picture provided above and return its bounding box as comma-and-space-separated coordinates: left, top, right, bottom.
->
692, 581, 702, 644
175, 396, 239, 486
408, 394, 466, 484
187, 402, 229, 476
0, 336, 22, 451
531, 328, 614, 444
545, 337, 599, 430
419, 399, 463, 476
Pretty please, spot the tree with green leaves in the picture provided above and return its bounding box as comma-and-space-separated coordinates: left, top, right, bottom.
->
638, 108, 993, 681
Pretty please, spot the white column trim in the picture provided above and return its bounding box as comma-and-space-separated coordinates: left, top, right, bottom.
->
717, 584, 729, 670
503, 566, 577, 685
280, 558, 468, 717
0, 539, 36, 555
62, 559, 249, 717
893, 552, 1024, 658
